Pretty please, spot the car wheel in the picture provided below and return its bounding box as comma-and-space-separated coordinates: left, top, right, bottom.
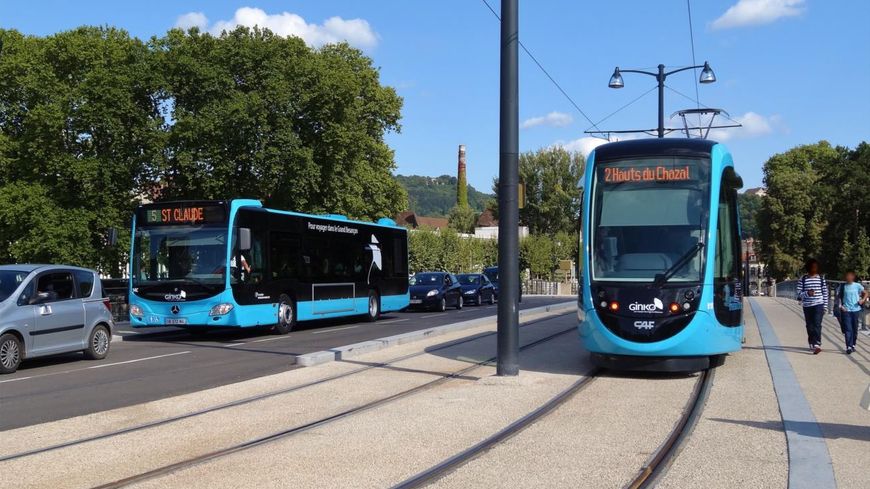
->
439, 297, 447, 312
489, 292, 496, 305
274, 295, 296, 335
84, 324, 111, 360
476, 293, 482, 306
456, 295, 463, 310
366, 290, 380, 322
0, 333, 22, 374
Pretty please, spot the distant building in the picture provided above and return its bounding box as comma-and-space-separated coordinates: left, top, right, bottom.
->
742, 238, 768, 295
744, 187, 766, 197
394, 211, 449, 231
476, 208, 498, 227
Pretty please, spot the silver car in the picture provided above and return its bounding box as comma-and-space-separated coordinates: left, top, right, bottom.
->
0, 264, 114, 373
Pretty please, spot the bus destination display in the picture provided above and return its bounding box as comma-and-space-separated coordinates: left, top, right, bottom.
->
141, 204, 226, 225
603, 165, 692, 184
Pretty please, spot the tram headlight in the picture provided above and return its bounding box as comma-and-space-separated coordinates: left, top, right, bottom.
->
608, 301, 619, 312
129, 304, 143, 318
669, 302, 681, 314
682, 302, 692, 311
427, 289, 439, 297
209, 303, 234, 316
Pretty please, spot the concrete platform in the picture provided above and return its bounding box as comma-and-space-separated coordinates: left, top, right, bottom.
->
1, 298, 866, 489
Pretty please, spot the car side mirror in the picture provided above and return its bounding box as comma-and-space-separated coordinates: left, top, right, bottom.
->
238, 227, 252, 251
29, 292, 50, 305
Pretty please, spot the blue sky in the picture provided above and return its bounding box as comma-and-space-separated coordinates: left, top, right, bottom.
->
3, 1, 868, 193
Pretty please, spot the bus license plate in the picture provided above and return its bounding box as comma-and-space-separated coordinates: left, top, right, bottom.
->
410, 299, 422, 304
166, 318, 188, 325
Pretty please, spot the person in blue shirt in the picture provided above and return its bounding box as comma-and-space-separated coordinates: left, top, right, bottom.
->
838, 271, 866, 354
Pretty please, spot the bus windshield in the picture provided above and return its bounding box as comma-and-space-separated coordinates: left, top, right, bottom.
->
591, 157, 710, 283
132, 225, 228, 293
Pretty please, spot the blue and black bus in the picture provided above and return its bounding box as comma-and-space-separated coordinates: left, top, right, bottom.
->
128, 199, 409, 334
578, 139, 744, 371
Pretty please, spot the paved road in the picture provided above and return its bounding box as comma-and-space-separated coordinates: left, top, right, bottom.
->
0, 297, 570, 430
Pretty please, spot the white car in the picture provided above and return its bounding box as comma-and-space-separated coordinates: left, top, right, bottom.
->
0, 264, 114, 373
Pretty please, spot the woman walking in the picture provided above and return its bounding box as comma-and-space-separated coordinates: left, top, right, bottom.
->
796, 258, 828, 354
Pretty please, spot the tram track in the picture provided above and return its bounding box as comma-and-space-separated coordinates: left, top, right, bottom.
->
390, 366, 713, 489
0, 312, 573, 464
89, 323, 578, 489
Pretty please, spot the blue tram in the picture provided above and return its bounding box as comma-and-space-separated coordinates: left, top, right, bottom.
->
578, 139, 744, 371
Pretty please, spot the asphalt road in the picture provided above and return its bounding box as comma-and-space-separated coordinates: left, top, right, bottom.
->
0, 296, 570, 430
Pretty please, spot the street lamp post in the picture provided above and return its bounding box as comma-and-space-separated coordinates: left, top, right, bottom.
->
608, 62, 716, 138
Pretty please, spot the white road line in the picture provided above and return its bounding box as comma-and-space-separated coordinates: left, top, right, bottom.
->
420, 313, 448, 319
0, 376, 33, 384
378, 318, 409, 325
223, 343, 245, 348
311, 325, 358, 335
87, 351, 191, 369
248, 336, 291, 344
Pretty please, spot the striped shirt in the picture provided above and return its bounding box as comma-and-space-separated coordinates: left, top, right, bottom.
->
796, 274, 828, 307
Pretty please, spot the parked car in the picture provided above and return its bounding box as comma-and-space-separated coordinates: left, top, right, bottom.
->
483, 266, 522, 302
458, 273, 497, 305
409, 272, 463, 311
0, 265, 114, 374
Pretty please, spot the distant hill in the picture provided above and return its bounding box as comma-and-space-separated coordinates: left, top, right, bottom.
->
396, 174, 493, 217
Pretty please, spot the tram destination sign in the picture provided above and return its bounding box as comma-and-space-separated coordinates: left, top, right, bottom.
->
602, 165, 692, 184
140, 204, 227, 226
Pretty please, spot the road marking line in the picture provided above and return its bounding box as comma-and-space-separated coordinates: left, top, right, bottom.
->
223, 343, 245, 347
420, 313, 448, 319
0, 376, 33, 384
311, 325, 358, 335
248, 336, 291, 343
87, 351, 191, 369
378, 319, 409, 325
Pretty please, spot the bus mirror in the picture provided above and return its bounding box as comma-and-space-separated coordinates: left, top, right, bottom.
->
107, 228, 118, 247
239, 228, 252, 251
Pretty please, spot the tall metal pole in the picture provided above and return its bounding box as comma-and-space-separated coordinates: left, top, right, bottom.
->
497, 0, 519, 376
657, 64, 665, 138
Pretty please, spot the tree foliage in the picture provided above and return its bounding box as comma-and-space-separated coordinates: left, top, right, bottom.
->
0, 26, 408, 272
396, 174, 492, 217
758, 141, 870, 279
492, 147, 584, 235
737, 192, 762, 239
447, 205, 476, 234
407, 227, 497, 274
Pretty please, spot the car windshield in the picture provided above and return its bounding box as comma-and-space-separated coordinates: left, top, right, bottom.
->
0, 270, 29, 302
133, 225, 228, 289
459, 274, 481, 285
410, 273, 444, 285
591, 157, 710, 283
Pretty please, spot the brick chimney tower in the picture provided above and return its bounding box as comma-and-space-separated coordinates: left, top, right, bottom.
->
457, 144, 469, 207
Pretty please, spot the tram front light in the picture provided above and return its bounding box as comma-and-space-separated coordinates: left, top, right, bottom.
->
129, 304, 143, 318
669, 302, 681, 314
608, 301, 619, 312
209, 303, 234, 316
599, 301, 608, 308
682, 302, 692, 311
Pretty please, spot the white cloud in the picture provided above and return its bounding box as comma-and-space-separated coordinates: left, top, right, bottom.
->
175, 11, 208, 31
709, 112, 782, 141
711, 0, 805, 30
521, 111, 573, 130
175, 7, 379, 49
552, 136, 634, 158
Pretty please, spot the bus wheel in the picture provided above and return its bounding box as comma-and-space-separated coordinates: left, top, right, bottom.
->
366, 291, 380, 322
274, 295, 296, 335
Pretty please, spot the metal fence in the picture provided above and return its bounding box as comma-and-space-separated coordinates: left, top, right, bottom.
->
522, 279, 578, 296
774, 279, 870, 329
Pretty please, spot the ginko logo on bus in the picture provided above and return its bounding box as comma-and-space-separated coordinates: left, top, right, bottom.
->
628, 298, 664, 313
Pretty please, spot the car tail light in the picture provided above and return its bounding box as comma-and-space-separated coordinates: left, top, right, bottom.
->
103, 297, 112, 312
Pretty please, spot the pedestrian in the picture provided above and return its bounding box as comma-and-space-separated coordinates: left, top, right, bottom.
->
796, 258, 828, 354
837, 271, 866, 354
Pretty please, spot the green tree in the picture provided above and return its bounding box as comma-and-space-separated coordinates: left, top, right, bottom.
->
447, 205, 476, 234
838, 228, 870, 278
757, 142, 840, 279
0, 27, 162, 273
738, 192, 763, 239
492, 147, 583, 235
396, 174, 492, 217
520, 234, 555, 279
154, 27, 407, 221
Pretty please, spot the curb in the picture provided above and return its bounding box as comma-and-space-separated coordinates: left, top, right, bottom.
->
295, 300, 577, 367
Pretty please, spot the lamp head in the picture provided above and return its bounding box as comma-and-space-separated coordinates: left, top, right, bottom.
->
608, 67, 624, 89
699, 62, 716, 84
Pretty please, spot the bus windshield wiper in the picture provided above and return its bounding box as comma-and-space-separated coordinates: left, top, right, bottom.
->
652, 242, 705, 288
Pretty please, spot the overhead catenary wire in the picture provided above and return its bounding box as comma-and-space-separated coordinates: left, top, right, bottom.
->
585, 85, 658, 133
664, 84, 743, 126
479, 0, 604, 133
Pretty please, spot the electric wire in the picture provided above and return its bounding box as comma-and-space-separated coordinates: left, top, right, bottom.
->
664, 84, 742, 125
479, 0, 604, 133
584, 85, 658, 133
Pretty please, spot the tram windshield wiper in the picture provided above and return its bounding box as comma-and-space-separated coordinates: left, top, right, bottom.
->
652, 242, 704, 288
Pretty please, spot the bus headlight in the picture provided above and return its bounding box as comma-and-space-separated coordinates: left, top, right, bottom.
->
427, 289, 439, 297
210, 303, 234, 316
129, 304, 143, 318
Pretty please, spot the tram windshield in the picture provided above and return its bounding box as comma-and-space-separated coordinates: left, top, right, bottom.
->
590, 157, 710, 283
